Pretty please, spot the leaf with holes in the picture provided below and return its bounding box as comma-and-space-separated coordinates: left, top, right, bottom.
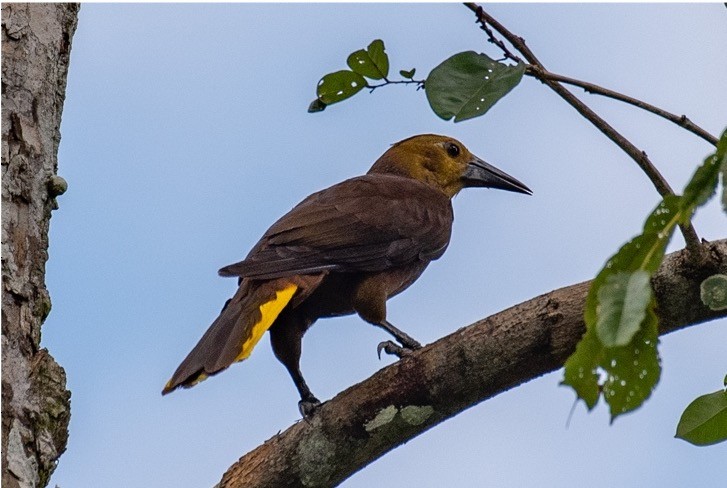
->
564, 129, 727, 420
600, 304, 660, 421
562, 302, 660, 420
347, 39, 389, 80
562, 326, 602, 410
316, 70, 366, 105
425, 51, 524, 122
566, 197, 677, 416
584, 196, 680, 334
676, 388, 727, 446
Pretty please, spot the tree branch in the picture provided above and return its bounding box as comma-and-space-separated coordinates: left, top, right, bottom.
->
218, 239, 727, 488
527, 70, 718, 146
463, 2, 704, 257
466, 5, 717, 147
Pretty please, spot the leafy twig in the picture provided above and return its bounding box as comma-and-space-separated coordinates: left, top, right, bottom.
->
464, 2, 703, 257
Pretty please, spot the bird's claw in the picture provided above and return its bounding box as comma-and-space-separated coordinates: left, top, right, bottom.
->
377, 340, 419, 359
298, 396, 322, 420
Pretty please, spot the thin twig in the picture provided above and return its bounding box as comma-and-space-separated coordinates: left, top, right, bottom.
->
528, 69, 719, 146
467, 3, 718, 147
464, 2, 703, 256
472, 13, 523, 64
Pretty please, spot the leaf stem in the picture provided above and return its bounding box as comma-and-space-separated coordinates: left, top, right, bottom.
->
464, 2, 703, 257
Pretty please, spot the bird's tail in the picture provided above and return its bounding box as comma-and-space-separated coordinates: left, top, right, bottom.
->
162, 279, 298, 394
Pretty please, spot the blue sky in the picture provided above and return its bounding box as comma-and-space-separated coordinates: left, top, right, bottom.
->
45, 3, 726, 487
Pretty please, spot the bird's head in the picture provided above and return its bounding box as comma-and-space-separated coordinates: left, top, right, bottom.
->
368, 134, 531, 198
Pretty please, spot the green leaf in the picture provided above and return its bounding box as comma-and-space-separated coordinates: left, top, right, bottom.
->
676, 389, 727, 446
700, 274, 727, 311
399, 68, 416, 79
565, 128, 727, 421
596, 271, 652, 347
562, 302, 661, 419
567, 196, 678, 416
680, 129, 726, 217
584, 196, 680, 329
347, 50, 382, 79
316, 70, 366, 105
584, 216, 674, 338
642, 194, 682, 237
425, 51, 525, 122
562, 326, 602, 410
366, 39, 389, 79
601, 305, 660, 421
717, 128, 727, 214
347, 39, 389, 80
307, 98, 327, 113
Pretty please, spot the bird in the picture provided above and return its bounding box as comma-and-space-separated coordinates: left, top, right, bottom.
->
162, 134, 531, 416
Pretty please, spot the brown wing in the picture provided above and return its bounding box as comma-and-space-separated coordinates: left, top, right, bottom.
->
219, 174, 453, 280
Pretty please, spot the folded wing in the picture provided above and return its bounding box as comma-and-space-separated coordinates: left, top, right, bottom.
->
219, 174, 453, 280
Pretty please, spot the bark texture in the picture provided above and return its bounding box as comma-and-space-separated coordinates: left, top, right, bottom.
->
220, 239, 727, 488
2, 4, 79, 487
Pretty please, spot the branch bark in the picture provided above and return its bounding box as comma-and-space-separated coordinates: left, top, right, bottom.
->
2, 4, 79, 487
218, 239, 727, 488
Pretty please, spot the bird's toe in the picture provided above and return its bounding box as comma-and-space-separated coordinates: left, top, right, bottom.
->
298, 396, 322, 420
377, 340, 414, 359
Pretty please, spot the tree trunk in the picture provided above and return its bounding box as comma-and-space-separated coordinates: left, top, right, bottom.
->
220, 239, 727, 488
2, 4, 79, 487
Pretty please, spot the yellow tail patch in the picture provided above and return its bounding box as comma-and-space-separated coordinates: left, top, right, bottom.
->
234, 283, 298, 363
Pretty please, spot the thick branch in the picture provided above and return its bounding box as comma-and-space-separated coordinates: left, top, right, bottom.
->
219, 239, 727, 488
464, 3, 703, 256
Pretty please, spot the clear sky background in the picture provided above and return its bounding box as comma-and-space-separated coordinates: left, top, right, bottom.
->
45, 3, 726, 487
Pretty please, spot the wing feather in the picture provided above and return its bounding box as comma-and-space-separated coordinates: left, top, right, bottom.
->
219, 174, 453, 279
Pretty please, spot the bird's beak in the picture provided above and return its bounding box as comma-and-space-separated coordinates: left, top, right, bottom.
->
462, 156, 532, 195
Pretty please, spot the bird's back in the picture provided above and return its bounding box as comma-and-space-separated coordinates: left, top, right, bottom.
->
220, 174, 454, 281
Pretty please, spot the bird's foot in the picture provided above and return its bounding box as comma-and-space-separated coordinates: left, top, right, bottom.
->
377, 340, 421, 359
378, 320, 422, 351
298, 396, 322, 420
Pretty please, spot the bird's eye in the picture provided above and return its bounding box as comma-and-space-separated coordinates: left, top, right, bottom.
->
446, 143, 460, 158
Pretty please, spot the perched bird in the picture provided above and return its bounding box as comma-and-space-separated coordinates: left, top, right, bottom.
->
162, 134, 531, 416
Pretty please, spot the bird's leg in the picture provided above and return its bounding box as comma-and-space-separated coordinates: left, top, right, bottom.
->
377, 320, 422, 349
269, 315, 321, 418
352, 281, 422, 359
291, 369, 321, 419
375, 320, 422, 359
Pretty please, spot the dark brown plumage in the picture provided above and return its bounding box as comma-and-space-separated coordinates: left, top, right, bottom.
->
163, 134, 531, 416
